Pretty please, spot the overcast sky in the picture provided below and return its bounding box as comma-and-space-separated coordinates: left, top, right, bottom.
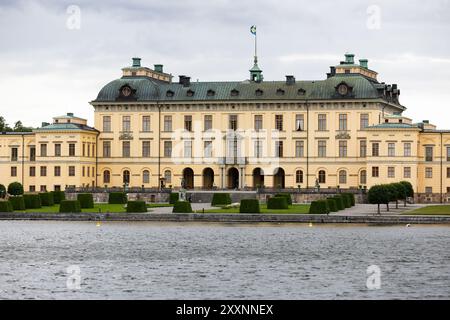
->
0, 0, 449, 128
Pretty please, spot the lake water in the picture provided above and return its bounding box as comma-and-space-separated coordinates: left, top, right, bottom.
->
0, 221, 449, 299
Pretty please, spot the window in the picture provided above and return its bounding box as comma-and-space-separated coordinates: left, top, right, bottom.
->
388, 166, 395, 178
204, 141, 212, 158
143, 170, 150, 184
103, 141, 111, 157
122, 141, 130, 157
52, 143, 61, 157
40, 144, 47, 157
87, 143, 90, 157
29, 185, 36, 192
229, 115, 238, 130
69, 143, 75, 156
388, 143, 395, 157
339, 170, 347, 184
103, 170, 110, 184
204, 115, 212, 131
122, 116, 131, 132
318, 170, 326, 183
164, 170, 171, 183
54, 185, 61, 192
92, 144, 95, 157
123, 170, 130, 184
82, 143, 85, 156
275, 115, 283, 131
103, 116, 111, 132
184, 140, 192, 158
404, 167, 411, 178
339, 114, 347, 131
254, 140, 263, 158
68, 166, 75, 176
296, 170, 303, 184
447, 167, 450, 178
339, 141, 347, 157
142, 116, 151, 132
142, 141, 151, 157
11, 147, 18, 161
295, 114, 304, 131
29, 166, 35, 177
425, 167, 433, 178
11, 166, 17, 177
40, 166, 47, 177
318, 114, 327, 131
425, 187, 433, 194
254, 115, 263, 131
360, 140, 367, 157
40, 185, 47, 192
164, 116, 172, 131
295, 140, 304, 157
447, 147, 450, 161
372, 143, 379, 156
30, 146, 35, 161
360, 170, 367, 185
404, 143, 411, 157
54, 166, 61, 177
275, 141, 283, 158
184, 115, 192, 132
360, 114, 369, 129
318, 140, 326, 157
164, 141, 172, 157
82, 166, 85, 177
372, 166, 379, 177
425, 146, 433, 161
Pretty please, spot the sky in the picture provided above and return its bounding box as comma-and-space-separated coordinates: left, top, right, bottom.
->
0, 0, 449, 128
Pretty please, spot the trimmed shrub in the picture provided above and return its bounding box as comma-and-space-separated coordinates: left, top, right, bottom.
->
340, 194, 351, 208
341, 193, 355, 206
77, 193, 94, 209
400, 181, 414, 198
172, 201, 193, 213
9, 196, 26, 210
0, 201, 13, 212
309, 200, 330, 214
275, 193, 292, 206
108, 192, 127, 204
333, 196, 345, 211
368, 184, 390, 214
39, 192, 54, 206
51, 191, 65, 204
24, 194, 41, 209
0, 184, 6, 198
169, 192, 179, 204
211, 193, 232, 206
267, 196, 288, 209
59, 200, 81, 213
326, 198, 338, 212
7, 182, 24, 196
239, 199, 260, 213
126, 201, 147, 213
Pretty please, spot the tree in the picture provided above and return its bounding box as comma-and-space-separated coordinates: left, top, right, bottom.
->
13, 121, 33, 132
368, 185, 389, 215
392, 183, 407, 209
384, 184, 398, 211
400, 181, 414, 206
0, 116, 12, 132
7, 182, 24, 196
0, 184, 6, 198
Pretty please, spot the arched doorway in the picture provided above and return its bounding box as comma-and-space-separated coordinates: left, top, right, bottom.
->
123, 170, 130, 185
203, 168, 214, 189
227, 167, 239, 189
252, 168, 264, 188
182, 168, 194, 189
273, 167, 285, 188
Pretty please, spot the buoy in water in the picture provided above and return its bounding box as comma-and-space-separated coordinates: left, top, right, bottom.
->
309, 222, 313, 227
96, 222, 101, 227
406, 224, 411, 228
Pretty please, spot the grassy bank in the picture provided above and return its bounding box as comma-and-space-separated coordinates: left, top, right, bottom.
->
16, 203, 127, 213
200, 204, 310, 214
404, 205, 450, 215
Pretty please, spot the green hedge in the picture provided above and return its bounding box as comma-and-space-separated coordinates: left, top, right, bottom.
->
51, 191, 65, 204
126, 201, 147, 213
169, 192, 179, 204
7, 182, 24, 196
24, 194, 41, 209
59, 200, 81, 213
211, 193, 231, 206
309, 200, 330, 214
326, 198, 338, 212
342, 193, 356, 206
39, 192, 54, 206
77, 193, 94, 208
9, 196, 26, 210
267, 196, 288, 209
239, 199, 260, 213
172, 201, 193, 213
0, 184, 6, 198
108, 192, 127, 204
0, 201, 13, 212
333, 196, 345, 211
275, 193, 292, 205
340, 194, 352, 208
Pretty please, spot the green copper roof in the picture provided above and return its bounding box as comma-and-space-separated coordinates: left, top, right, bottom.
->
34, 123, 98, 132
366, 123, 419, 129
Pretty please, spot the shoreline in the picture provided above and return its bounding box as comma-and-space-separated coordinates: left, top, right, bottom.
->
0, 212, 449, 225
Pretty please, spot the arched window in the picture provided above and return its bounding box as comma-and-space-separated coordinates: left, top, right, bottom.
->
103, 170, 110, 184
360, 170, 367, 185
339, 170, 347, 184
295, 170, 303, 184
318, 170, 326, 184
143, 170, 150, 184
123, 170, 130, 184
164, 170, 171, 183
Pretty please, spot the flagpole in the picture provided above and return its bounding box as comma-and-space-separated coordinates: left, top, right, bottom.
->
254, 26, 257, 63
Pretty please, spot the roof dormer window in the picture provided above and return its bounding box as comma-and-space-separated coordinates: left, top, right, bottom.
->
187, 89, 195, 97
297, 88, 306, 96
166, 90, 174, 97
207, 89, 215, 97
231, 89, 239, 96
276, 88, 285, 96
255, 89, 263, 96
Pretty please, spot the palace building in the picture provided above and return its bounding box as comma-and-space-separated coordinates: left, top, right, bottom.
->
1, 53, 450, 202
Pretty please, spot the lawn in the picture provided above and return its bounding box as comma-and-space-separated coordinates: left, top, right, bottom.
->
200, 204, 311, 214
147, 203, 173, 208
17, 203, 127, 213
403, 205, 450, 215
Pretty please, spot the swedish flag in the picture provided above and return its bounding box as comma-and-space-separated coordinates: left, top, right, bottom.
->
250, 25, 256, 35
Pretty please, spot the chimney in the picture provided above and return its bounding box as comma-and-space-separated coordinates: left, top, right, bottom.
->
154, 64, 163, 73
423, 120, 429, 124
67, 112, 74, 117
41, 122, 50, 127
359, 59, 368, 69
132, 57, 141, 67
344, 53, 355, 64
327, 66, 336, 78
285, 75, 295, 85
179, 75, 190, 87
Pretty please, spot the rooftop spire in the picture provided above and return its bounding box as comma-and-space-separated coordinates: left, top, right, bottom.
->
249, 25, 263, 82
